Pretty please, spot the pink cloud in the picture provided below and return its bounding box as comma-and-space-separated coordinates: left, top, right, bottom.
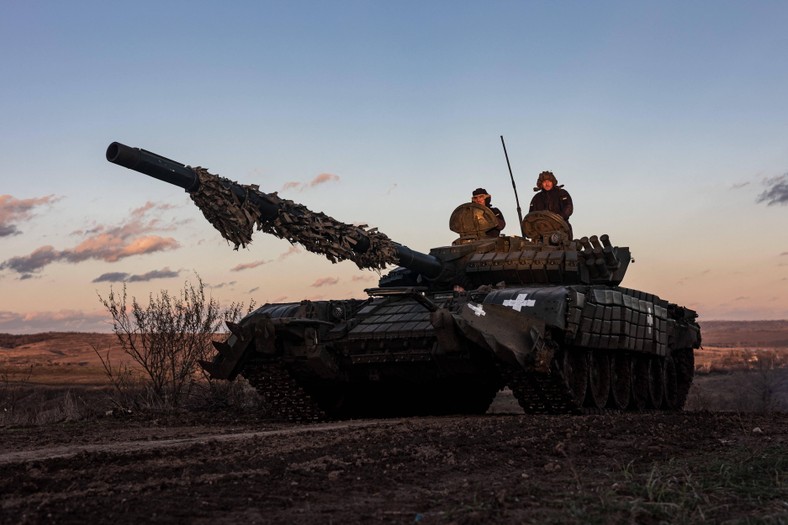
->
225, 247, 300, 272
0, 202, 179, 276
231, 260, 269, 272
281, 173, 340, 192
310, 276, 339, 288
310, 173, 340, 187
281, 181, 302, 191
0, 194, 60, 237
278, 246, 302, 260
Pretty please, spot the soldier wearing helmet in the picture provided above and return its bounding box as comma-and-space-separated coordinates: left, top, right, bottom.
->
529, 171, 573, 222
471, 188, 506, 237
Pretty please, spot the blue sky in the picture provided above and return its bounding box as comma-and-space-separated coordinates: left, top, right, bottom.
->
1, 1, 786, 333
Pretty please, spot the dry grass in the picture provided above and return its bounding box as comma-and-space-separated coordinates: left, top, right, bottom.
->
566, 443, 788, 524
1, 332, 263, 425
0, 382, 108, 426
2, 325, 788, 426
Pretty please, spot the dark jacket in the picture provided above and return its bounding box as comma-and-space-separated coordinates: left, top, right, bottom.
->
486, 206, 506, 237
529, 188, 573, 221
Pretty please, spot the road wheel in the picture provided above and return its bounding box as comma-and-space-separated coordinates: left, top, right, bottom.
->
586, 350, 610, 408
662, 355, 679, 410
631, 355, 650, 410
608, 353, 631, 410
561, 348, 589, 406
673, 348, 695, 409
647, 356, 665, 409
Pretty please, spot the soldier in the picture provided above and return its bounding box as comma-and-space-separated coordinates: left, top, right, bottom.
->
471, 188, 506, 237
529, 171, 573, 222
529, 171, 574, 239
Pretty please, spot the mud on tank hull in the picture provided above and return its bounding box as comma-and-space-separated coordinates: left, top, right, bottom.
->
205, 284, 700, 420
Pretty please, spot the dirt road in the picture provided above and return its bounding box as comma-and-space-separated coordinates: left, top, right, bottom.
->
1, 409, 786, 524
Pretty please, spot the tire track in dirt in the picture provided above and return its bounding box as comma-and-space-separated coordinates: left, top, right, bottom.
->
0, 418, 404, 465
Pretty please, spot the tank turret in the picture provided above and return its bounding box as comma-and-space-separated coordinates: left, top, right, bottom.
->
106, 141, 700, 420
108, 143, 631, 292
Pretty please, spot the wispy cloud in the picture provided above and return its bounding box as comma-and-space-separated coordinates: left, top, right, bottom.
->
231, 246, 301, 272
351, 274, 376, 282
92, 272, 129, 283
0, 194, 60, 237
278, 246, 302, 260
92, 267, 180, 283
311, 276, 339, 287
756, 173, 788, 206
0, 225, 16, 236
0, 202, 178, 277
209, 281, 237, 289
281, 173, 340, 192
231, 260, 269, 272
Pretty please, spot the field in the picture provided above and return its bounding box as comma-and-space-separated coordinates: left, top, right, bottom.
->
1, 322, 787, 524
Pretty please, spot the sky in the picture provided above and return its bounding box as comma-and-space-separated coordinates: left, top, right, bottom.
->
1, 1, 787, 334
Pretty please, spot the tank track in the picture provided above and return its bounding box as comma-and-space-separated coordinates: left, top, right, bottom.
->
243, 357, 589, 419
241, 360, 327, 422
506, 368, 583, 415
506, 350, 693, 415
241, 354, 685, 418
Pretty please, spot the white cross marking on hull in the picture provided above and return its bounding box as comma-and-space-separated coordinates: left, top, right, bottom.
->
467, 303, 486, 317
502, 293, 536, 312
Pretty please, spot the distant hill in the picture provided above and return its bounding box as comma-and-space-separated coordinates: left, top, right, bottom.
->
3, 322, 788, 351
0, 332, 116, 350
700, 320, 788, 347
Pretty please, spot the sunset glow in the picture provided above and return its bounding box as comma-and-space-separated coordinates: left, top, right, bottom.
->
1, 2, 786, 333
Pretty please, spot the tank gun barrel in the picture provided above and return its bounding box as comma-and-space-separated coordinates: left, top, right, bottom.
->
107, 142, 199, 191
106, 141, 443, 279
107, 142, 281, 221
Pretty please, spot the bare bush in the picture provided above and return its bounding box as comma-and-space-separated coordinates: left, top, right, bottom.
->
688, 349, 788, 413
0, 366, 32, 424
91, 342, 146, 411
98, 276, 252, 410
734, 351, 788, 413
190, 375, 264, 411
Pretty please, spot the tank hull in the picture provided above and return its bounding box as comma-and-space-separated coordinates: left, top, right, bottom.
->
206, 284, 700, 419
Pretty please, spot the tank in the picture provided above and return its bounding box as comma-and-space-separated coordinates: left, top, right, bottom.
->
106, 141, 701, 419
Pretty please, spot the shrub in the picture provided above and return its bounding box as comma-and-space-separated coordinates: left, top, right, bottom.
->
97, 276, 251, 410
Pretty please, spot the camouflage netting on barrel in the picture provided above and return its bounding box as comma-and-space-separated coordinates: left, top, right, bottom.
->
189, 168, 399, 271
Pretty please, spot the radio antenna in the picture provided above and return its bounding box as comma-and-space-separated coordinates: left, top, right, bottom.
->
500, 135, 525, 237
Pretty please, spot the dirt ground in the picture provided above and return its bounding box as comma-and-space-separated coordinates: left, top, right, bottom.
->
1, 396, 786, 524
1, 329, 787, 524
